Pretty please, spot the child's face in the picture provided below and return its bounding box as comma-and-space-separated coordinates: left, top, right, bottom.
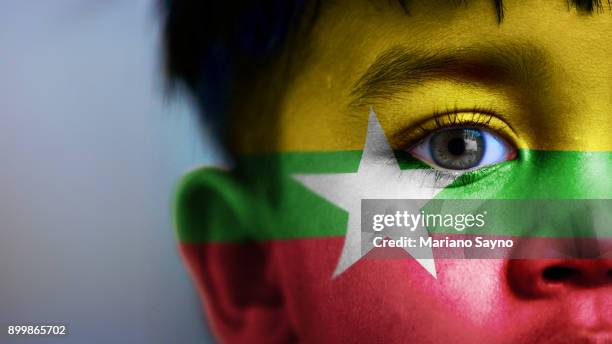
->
184, 1, 612, 342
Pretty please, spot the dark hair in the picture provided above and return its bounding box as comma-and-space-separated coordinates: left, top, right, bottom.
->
163, 0, 311, 138
162, 0, 606, 135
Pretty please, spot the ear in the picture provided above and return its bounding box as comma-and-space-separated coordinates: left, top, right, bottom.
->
174, 167, 296, 343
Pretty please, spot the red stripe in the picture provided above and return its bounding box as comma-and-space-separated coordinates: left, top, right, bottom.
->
179, 238, 612, 343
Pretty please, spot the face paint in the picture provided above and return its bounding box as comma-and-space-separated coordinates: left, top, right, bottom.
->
294, 109, 457, 277
177, 0, 612, 342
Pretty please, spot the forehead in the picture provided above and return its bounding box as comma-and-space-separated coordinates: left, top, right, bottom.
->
305, 0, 611, 96
229, 0, 611, 153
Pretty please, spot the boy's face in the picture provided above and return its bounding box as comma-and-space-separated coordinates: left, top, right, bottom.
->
181, 1, 612, 342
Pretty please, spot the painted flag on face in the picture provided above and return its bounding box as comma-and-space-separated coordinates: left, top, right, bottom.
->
174, 108, 611, 343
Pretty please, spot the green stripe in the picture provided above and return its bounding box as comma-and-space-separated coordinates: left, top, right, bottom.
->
175, 150, 611, 243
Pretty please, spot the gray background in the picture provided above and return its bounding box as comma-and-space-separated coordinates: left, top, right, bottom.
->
1, 1, 217, 343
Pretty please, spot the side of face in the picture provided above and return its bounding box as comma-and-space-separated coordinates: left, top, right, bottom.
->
177, 1, 612, 343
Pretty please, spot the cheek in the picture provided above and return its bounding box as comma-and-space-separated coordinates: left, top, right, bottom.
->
435, 259, 506, 321
274, 239, 509, 343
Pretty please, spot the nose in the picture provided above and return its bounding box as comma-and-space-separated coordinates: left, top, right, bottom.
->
507, 259, 612, 298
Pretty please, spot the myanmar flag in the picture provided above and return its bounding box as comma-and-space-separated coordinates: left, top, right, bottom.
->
174, 111, 611, 343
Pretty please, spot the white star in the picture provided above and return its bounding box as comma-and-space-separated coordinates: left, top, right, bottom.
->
293, 109, 461, 278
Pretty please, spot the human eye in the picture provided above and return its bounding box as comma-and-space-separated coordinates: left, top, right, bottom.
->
407, 111, 517, 173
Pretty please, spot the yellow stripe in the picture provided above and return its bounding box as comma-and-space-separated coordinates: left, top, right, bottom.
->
227, 0, 612, 154
229, 81, 611, 153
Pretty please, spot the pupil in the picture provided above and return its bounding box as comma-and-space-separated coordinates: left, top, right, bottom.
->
447, 137, 466, 156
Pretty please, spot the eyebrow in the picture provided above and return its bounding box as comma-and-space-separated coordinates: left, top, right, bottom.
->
350, 43, 552, 108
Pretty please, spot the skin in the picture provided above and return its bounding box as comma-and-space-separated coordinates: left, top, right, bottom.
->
185, 1, 612, 342
229, 0, 611, 153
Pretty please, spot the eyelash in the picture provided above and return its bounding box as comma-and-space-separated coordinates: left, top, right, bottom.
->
417, 163, 506, 188
409, 107, 512, 145
397, 108, 517, 188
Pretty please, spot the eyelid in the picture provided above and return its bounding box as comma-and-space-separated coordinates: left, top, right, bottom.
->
399, 110, 519, 150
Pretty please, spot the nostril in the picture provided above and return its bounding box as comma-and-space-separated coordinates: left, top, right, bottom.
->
542, 266, 579, 283
507, 260, 611, 299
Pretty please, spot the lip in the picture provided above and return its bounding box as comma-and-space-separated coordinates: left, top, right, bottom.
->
556, 305, 612, 344
529, 326, 612, 344
539, 330, 612, 344
576, 331, 612, 344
